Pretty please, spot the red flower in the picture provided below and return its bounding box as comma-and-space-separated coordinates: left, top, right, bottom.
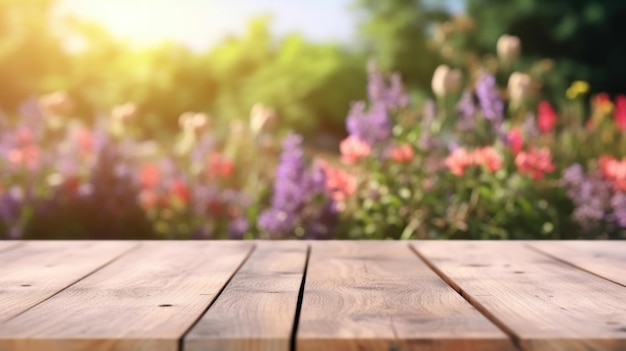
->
77, 128, 94, 156
207, 152, 234, 178
389, 144, 415, 164
207, 199, 226, 216
474, 146, 503, 172
139, 190, 161, 211
170, 179, 190, 203
340, 136, 371, 164
614, 95, 626, 131
445, 147, 474, 176
515, 147, 556, 180
139, 163, 160, 189
16, 128, 34, 146
62, 175, 81, 194
593, 93, 612, 109
318, 161, 357, 202
8, 145, 40, 168
507, 128, 524, 154
537, 100, 557, 133
599, 156, 626, 192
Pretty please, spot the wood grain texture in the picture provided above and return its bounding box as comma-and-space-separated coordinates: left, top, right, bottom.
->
297, 241, 514, 351
528, 241, 626, 287
414, 241, 626, 351
185, 241, 308, 351
0, 241, 134, 322
0, 241, 22, 253
0, 241, 253, 351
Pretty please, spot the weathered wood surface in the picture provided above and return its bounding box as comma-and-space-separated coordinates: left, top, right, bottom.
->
413, 241, 626, 351
0, 240, 624, 351
528, 241, 626, 287
0, 241, 134, 322
185, 242, 307, 351
0, 241, 252, 351
297, 242, 514, 351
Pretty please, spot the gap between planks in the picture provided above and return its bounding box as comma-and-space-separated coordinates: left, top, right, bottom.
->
179, 243, 258, 351
4, 243, 140, 323
408, 244, 523, 351
289, 245, 311, 351
182, 242, 310, 351
412, 241, 626, 351
525, 242, 626, 288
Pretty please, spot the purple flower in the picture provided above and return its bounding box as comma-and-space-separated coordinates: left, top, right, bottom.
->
418, 100, 442, 151
259, 133, 337, 239
561, 165, 616, 231
610, 193, 626, 228
456, 90, 476, 131
228, 217, 249, 239
366, 61, 409, 110
346, 102, 393, 145
0, 186, 24, 239
475, 74, 504, 123
572, 204, 605, 230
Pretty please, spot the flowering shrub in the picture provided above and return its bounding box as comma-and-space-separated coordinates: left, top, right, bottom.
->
0, 97, 280, 240
2, 29, 626, 240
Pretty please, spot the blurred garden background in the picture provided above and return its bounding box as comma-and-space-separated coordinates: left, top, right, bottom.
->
1, 0, 625, 240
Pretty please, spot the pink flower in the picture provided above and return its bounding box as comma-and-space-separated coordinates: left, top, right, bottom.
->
537, 100, 557, 133
8, 145, 40, 169
389, 144, 414, 163
515, 147, 556, 180
319, 161, 357, 201
139, 189, 161, 211
170, 179, 190, 203
507, 128, 524, 154
445, 147, 474, 176
474, 146, 503, 172
139, 163, 160, 189
207, 152, 234, 178
77, 128, 94, 156
340, 136, 371, 164
16, 128, 34, 146
599, 156, 626, 192
614, 95, 626, 131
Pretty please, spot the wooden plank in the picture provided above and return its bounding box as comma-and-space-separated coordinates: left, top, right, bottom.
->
0, 241, 23, 253
0, 241, 253, 351
528, 241, 626, 287
0, 241, 134, 321
297, 241, 514, 351
185, 241, 308, 351
414, 241, 626, 351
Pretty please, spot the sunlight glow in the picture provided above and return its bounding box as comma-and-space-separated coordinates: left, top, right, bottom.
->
55, 0, 355, 51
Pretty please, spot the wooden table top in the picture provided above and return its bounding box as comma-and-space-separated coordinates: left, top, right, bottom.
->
0, 241, 624, 351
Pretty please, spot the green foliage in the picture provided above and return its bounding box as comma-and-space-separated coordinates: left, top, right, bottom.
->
0, 0, 68, 111
352, 0, 448, 91
0, 6, 367, 138
208, 17, 367, 136
466, 0, 626, 95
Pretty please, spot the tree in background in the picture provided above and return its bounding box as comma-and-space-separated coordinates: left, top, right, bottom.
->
209, 17, 366, 139
466, 0, 626, 96
1, 4, 367, 139
0, 0, 68, 111
352, 0, 449, 92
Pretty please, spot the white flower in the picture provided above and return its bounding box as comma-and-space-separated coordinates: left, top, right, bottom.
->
497, 34, 521, 61
111, 103, 137, 124
431, 65, 462, 98
39, 91, 74, 116
507, 72, 533, 107
179, 112, 209, 135
249, 103, 277, 134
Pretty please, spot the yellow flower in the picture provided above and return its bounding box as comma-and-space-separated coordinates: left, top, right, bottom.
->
566, 81, 590, 100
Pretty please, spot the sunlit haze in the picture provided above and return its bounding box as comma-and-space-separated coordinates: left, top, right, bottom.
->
56, 0, 357, 51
